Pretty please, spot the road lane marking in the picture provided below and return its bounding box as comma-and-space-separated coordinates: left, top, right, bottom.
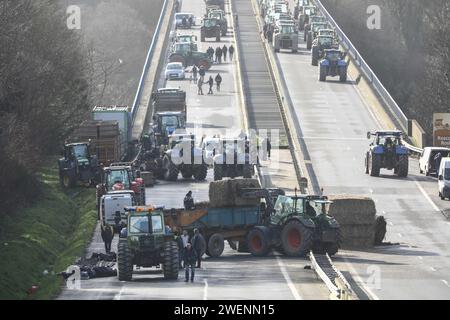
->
203, 279, 208, 300
417, 256, 423, 260
113, 285, 125, 300
430, 267, 437, 272
442, 280, 450, 288
413, 179, 440, 212
342, 257, 380, 300
275, 255, 302, 300
397, 233, 403, 238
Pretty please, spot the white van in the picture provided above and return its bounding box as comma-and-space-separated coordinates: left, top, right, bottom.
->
100, 190, 135, 231
419, 147, 450, 176
438, 157, 450, 200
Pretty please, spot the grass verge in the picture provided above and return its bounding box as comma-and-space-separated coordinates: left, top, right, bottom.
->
0, 157, 97, 300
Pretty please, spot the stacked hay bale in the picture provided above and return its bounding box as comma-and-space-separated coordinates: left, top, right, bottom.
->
327, 195, 377, 249
209, 178, 261, 208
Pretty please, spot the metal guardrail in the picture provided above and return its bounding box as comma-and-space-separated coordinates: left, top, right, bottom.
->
309, 251, 356, 300
130, 0, 169, 125
313, 0, 411, 140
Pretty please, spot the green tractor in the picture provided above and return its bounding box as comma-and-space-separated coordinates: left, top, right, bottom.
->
58, 142, 100, 188
208, 10, 227, 36
169, 42, 212, 70
242, 190, 341, 257
117, 206, 179, 281
200, 18, 221, 42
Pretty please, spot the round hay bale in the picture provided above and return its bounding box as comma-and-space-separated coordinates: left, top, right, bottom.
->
327, 195, 376, 225
209, 180, 233, 208
194, 201, 210, 209
230, 178, 261, 207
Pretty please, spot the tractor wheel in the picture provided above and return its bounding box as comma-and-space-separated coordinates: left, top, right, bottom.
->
163, 241, 179, 280
306, 34, 312, 50
319, 66, 326, 82
323, 229, 342, 256
181, 170, 193, 179
201, 31, 206, 42
243, 164, 253, 178
163, 155, 179, 181
365, 152, 370, 174
60, 171, 77, 189
247, 228, 270, 257
216, 32, 221, 42
281, 220, 313, 257
339, 67, 347, 82
369, 153, 381, 177
213, 164, 223, 181
227, 240, 237, 250
311, 47, 319, 66
194, 164, 208, 181
207, 233, 224, 257
117, 241, 133, 281
397, 155, 409, 177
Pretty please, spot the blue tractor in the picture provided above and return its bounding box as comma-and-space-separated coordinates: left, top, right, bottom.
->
319, 49, 347, 82
365, 131, 409, 177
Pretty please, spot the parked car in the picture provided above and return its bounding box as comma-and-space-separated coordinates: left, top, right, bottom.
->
175, 13, 195, 29
419, 147, 450, 176
165, 62, 185, 80
438, 157, 450, 200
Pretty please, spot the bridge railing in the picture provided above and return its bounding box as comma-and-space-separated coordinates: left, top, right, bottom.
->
313, 0, 424, 154
130, 0, 170, 126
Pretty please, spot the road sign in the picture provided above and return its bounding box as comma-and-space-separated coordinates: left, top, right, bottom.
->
433, 113, 450, 147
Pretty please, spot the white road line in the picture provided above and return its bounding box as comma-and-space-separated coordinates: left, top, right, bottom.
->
442, 280, 450, 288
397, 233, 403, 238
275, 255, 302, 300
203, 279, 208, 300
430, 267, 437, 272
113, 284, 125, 300
342, 257, 380, 300
417, 256, 423, 260
413, 179, 440, 212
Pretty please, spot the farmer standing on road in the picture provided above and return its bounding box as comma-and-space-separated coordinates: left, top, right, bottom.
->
191, 228, 205, 268
207, 76, 214, 94
197, 77, 204, 95
192, 65, 198, 83
228, 44, 235, 61
222, 44, 228, 61
215, 73, 222, 92
101, 224, 114, 253
184, 243, 197, 282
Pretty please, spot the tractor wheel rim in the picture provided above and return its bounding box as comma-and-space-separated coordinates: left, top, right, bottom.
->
251, 235, 262, 252
288, 229, 301, 249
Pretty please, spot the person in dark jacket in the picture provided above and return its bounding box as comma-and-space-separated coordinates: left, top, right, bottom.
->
207, 76, 214, 94
207, 47, 214, 60
100, 224, 114, 253
191, 228, 205, 268
228, 44, 235, 61
215, 46, 222, 63
199, 65, 206, 78
222, 45, 228, 61
192, 65, 198, 82
215, 73, 222, 92
175, 231, 184, 268
184, 191, 195, 210
184, 243, 197, 282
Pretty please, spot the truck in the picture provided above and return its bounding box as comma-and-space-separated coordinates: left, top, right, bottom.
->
150, 88, 187, 146
164, 181, 341, 258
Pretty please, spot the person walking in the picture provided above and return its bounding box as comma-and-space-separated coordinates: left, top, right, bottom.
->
266, 137, 271, 159
192, 65, 198, 83
215, 73, 222, 92
184, 243, 197, 282
191, 229, 205, 268
176, 231, 184, 268
181, 230, 189, 267
215, 46, 222, 63
207, 76, 214, 94
208, 47, 214, 60
100, 224, 114, 253
229, 44, 235, 61
197, 77, 204, 95
199, 65, 206, 78
184, 190, 195, 210
222, 44, 228, 61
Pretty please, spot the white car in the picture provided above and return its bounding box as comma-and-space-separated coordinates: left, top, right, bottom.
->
438, 157, 450, 200
165, 62, 185, 80
419, 147, 450, 176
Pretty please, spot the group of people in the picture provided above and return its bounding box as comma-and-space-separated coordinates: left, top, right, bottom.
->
175, 228, 205, 282
206, 44, 235, 63
192, 66, 223, 95
263, 22, 275, 43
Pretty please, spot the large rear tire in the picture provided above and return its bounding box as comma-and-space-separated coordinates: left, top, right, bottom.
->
311, 47, 319, 66
319, 66, 326, 82
339, 67, 347, 82
117, 241, 133, 281
163, 241, 179, 280
397, 155, 409, 177
163, 155, 179, 181
213, 164, 223, 181
247, 228, 270, 256
243, 164, 253, 178
181, 170, 193, 179
369, 153, 381, 177
193, 164, 208, 181
281, 220, 313, 257
61, 170, 76, 188
207, 233, 224, 257
306, 33, 312, 50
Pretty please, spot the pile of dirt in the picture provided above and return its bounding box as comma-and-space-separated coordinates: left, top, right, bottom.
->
209, 178, 261, 208
327, 195, 378, 249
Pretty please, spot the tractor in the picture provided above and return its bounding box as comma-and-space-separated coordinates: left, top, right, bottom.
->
365, 131, 409, 177
311, 35, 337, 66
95, 163, 146, 212
117, 206, 179, 281
212, 138, 255, 181
160, 133, 208, 181
298, 6, 318, 32
205, 0, 225, 11
207, 9, 227, 36
273, 21, 298, 53
240, 189, 341, 257
58, 142, 100, 188
306, 21, 329, 50
200, 18, 221, 42
169, 42, 212, 70
319, 49, 347, 82
151, 111, 186, 146
294, 0, 311, 20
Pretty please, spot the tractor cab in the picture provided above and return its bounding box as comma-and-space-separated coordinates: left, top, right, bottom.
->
202, 18, 219, 28
172, 42, 194, 55
168, 133, 196, 149
319, 29, 335, 37
272, 195, 332, 222
311, 22, 329, 35
324, 49, 345, 62
208, 10, 224, 20
122, 206, 168, 239
368, 130, 403, 148
153, 111, 186, 145
317, 35, 334, 47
